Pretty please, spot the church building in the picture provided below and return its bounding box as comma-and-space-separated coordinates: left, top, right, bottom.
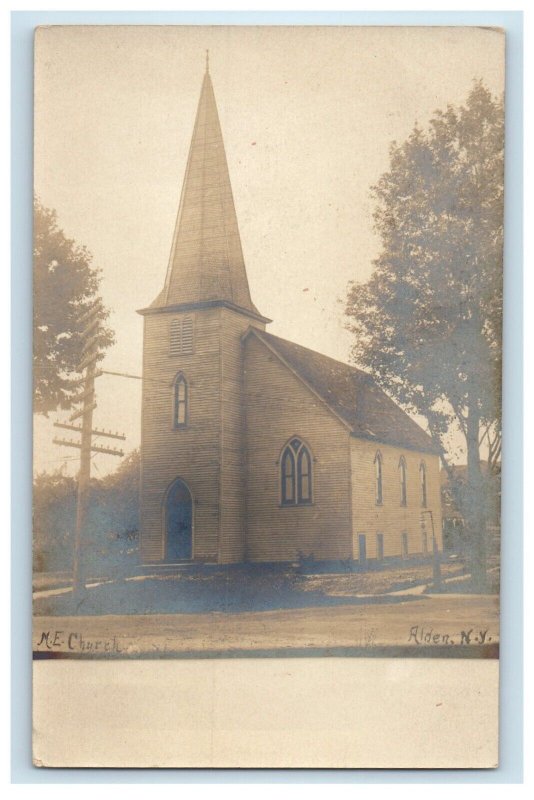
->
138, 62, 443, 566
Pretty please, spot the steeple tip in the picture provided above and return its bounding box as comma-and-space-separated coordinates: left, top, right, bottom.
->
205, 49, 209, 74
153, 56, 263, 319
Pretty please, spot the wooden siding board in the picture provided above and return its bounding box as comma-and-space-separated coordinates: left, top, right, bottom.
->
140, 302, 442, 567
350, 439, 443, 559
244, 335, 353, 562
140, 309, 222, 562
140, 306, 265, 564
218, 310, 264, 563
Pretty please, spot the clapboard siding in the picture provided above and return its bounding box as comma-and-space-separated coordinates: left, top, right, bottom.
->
244, 335, 353, 562
350, 438, 443, 559
140, 308, 222, 562
218, 309, 264, 563
141, 304, 442, 566
140, 305, 265, 564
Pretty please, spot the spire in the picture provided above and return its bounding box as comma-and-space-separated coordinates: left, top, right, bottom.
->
151, 61, 262, 318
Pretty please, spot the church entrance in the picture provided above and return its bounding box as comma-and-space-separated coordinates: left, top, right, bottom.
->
165, 479, 193, 561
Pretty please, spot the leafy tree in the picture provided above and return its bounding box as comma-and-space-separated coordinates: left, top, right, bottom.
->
84, 449, 140, 578
345, 82, 503, 587
33, 450, 140, 576
33, 198, 114, 415
33, 470, 77, 573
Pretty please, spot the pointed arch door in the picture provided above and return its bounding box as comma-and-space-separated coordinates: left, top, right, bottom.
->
165, 479, 193, 561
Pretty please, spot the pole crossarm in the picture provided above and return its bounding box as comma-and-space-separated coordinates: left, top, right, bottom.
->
53, 437, 82, 450
89, 444, 125, 457
53, 437, 124, 457
53, 421, 126, 440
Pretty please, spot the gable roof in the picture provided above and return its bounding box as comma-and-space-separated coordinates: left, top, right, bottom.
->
246, 329, 438, 454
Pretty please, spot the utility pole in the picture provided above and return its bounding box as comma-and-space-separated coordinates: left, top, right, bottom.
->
421, 509, 442, 590
53, 301, 125, 594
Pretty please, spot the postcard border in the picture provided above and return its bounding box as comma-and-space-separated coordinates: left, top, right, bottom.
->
12, 8, 524, 784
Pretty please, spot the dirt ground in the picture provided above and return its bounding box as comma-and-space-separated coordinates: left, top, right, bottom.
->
33, 592, 499, 658
33, 557, 499, 658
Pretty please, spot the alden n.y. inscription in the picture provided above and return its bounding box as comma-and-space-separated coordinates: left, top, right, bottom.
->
408, 626, 493, 647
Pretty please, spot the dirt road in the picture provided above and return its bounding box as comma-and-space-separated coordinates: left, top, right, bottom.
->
34, 592, 499, 658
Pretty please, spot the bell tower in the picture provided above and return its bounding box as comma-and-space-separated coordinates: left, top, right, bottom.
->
138, 57, 270, 564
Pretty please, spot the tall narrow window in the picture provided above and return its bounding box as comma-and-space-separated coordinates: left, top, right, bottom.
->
374, 451, 383, 505
170, 316, 194, 356
173, 374, 188, 428
399, 456, 407, 506
421, 528, 428, 555
376, 532, 384, 561
280, 438, 313, 506
358, 534, 367, 564
419, 461, 427, 507
281, 448, 296, 505
297, 446, 312, 503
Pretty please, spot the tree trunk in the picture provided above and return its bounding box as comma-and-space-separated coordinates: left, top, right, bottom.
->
465, 400, 488, 590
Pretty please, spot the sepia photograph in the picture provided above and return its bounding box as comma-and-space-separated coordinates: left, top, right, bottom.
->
32, 25, 503, 662
29, 23, 507, 768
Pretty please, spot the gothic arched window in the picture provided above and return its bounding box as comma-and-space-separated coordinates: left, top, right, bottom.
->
374, 451, 383, 505
419, 461, 427, 507
281, 447, 295, 505
399, 456, 407, 506
297, 445, 312, 504
281, 438, 313, 506
173, 373, 188, 428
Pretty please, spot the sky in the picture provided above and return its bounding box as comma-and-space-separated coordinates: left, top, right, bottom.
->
33, 25, 504, 476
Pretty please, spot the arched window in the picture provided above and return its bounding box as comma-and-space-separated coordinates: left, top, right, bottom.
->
399, 456, 407, 506
374, 451, 383, 505
281, 438, 313, 506
419, 461, 427, 507
173, 373, 188, 428
297, 446, 312, 503
281, 447, 295, 505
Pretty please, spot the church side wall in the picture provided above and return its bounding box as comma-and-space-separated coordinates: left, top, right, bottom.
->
218, 310, 265, 563
140, 309, 221, 562
244, 336, 353, 562
350, 439, 443, 560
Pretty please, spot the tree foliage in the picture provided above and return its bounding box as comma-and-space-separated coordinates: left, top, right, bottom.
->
345, 82, 503, 584
33, 198, 115, 415
33, 450, 140, 576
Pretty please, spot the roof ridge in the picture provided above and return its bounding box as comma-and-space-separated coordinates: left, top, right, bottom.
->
248, 327, 438, 454
255, 328, 372, 380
